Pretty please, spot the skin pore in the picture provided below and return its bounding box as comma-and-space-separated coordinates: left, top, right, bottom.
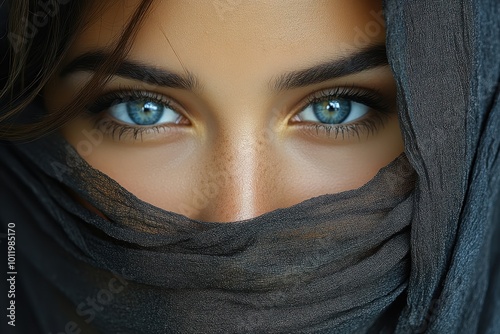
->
43, 0, 404, 223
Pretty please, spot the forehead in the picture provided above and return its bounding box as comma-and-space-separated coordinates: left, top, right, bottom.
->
69, 0, 385, 86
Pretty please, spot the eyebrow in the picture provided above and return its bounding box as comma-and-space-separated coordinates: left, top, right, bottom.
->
271, 44, 389, 91
60, 51, 200, 91
60, 44, 388, 92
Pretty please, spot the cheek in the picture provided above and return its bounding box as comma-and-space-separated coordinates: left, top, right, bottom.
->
61, 118, 201, 216
60, 114, 404, 222
282, 114, 404, 199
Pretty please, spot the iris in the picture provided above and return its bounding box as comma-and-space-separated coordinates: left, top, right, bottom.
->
106, 96, 183, 126
297, 96, 370, 125
312, 99, 351, 124
127, 100, 164, 125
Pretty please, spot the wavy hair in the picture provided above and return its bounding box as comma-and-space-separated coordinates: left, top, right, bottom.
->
0, 0, 154, 140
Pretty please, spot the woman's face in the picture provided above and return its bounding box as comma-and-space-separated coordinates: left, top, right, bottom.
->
44, 0, 403, 222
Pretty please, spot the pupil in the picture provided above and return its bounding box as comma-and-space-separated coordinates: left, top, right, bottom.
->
143, 102, 158, 114
327, 101, 341, 112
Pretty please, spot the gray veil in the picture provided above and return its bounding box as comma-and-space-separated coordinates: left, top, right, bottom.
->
385, 1, 500, 332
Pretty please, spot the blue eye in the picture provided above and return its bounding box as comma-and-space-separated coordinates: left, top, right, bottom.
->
108, 99, 183, 126
297, 97, 370, 125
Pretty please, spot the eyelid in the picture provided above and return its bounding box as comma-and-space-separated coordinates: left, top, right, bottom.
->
292, 85, 391, 120
288, 85, 395, 140
85, 88, 188, 120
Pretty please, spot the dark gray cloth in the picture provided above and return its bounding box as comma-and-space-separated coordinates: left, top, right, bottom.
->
1, 136, 415, 333
0, 0, 499, 333
384, 1, 500, 332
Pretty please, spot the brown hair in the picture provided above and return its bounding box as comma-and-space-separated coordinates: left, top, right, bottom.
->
0, 0, 154, 140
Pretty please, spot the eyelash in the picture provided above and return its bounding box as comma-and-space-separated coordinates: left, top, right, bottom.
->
296, 86, 392, 140
85, 86, 393, 141
86, 90, 182, 141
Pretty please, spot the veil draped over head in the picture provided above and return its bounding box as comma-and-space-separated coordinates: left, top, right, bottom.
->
0, 0, 499, 333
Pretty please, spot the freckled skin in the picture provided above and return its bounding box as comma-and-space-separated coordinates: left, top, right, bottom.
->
44, 0, 404, 223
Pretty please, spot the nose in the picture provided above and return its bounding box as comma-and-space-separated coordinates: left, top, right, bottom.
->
190, 126, 284, 223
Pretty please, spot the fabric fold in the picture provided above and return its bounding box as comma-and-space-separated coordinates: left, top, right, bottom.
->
0, 133, 416, 333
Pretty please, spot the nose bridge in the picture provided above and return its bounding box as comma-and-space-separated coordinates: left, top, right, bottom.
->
194, 124, 280, 223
